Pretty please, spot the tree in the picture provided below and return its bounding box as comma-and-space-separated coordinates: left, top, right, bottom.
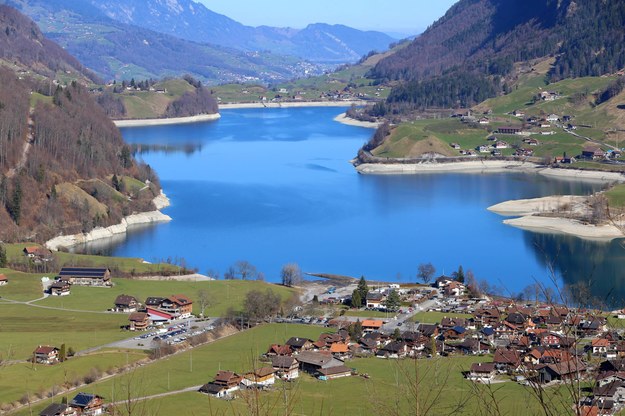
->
196, 289, 213, 318
312, 295, 319, 305
351, 289, 362, 308
384, 289, 401, 311
417, 263, 436, 285
392, 327, 401, 340
244, 289, 281, 323
453, 265, 465, 283
357, 276, 369, 304
224, 266, 236, 280
281, 263, 302, 287
0, 244, 6, 268
235, 260, 257, 280
58, 343, 66, 362
7, 179, 22, 224
348, 320, 362, 340
111, 174, 121, 192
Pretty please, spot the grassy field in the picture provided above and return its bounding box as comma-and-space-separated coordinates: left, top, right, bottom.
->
606, 184, 625, 208
0, 349, 147, 406
12, 324, 584, 416
342, 310, 390, 319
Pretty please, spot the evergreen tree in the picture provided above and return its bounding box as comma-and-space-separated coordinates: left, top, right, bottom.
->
357, 276, 369, 305
351, 289, 362, 308
348, 320, 363, 340
383, 289, 401, 311
454, 265, 465, 283
312, 295, 319, 305
0, 244, 7, 268
111, 174, 120, 191
7, 179, 22, 224
393, 327, 401, 340
59, 343, 66, 362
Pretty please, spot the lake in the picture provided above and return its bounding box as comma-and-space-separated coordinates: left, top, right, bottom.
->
78, 107, 625, 307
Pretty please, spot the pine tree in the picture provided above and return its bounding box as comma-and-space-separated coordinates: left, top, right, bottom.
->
0, 244, 7, 268
351, 289, 362, 308
357, 276, 369, 305
59, 343, 66, 362
384, 289, 401, 311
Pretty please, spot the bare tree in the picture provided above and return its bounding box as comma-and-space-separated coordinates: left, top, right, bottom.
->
281, 263, 302, 287
235, 260, 257, 280
417, 262, 436, 285
197, 289, 213, 318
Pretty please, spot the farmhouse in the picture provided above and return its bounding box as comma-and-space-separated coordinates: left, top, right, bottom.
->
114, 294, 139, 312
295, 351, 346, 376
241, 367, 276, 388
69, 392, 104, 415
361, 319, 384, 332
497, 126, 523, 135
57, 267, 112, 287
159, 294, 193, 318
286, 337, 314, 351
33, 345, 59, 364
271, 355, 299, 380
0, 274, 7, 285
467, 362, 496, 383
49, 281, 70, 296
199, 371, 242, 398
128, 312, 150, 331
23, 246, 53, 262
39, 403, 75, 416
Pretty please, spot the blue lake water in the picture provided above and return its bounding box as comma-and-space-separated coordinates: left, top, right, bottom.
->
79, 107, 625, 307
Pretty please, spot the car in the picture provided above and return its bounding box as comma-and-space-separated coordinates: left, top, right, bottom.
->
397, 322, 403, 326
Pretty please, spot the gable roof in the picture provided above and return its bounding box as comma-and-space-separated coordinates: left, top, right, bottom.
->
128, 312, 148, 322
58, 267, 109, 279
39, 403, 68, 416
470, 362, 496, 373
296, 351, 337, 367
286, 337, 312, 348
34, 345, 58, 355
115, 294, 137, 306
493, 348, 521, 365
69, 392, 98, 408
167, 294, 192, 306
330, 343, 349, 353
361, 320, 383, 328
271, 355, 297, 369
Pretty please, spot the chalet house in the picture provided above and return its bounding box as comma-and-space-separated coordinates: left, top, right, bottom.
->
494, 141, 509, 149
34, 345, 59, 364
440, 317, 468, 330
467, 362, 497, 383
419, 324, 439, 338
39, 403, 75, 416
128, 312, 149, 331
145, 297, 165, 308
524, 138, 540, 146
582, 146, 606, 161
539, 332, 563, 348
444, 281, 464, 297
23, 246, 53, 262
159, 294, 193, 318
546, 114, 560, 122
537, 360, 586, 384
241, 367, 276, 388
497, 126, 523, 135
114, 294, 139, 312
475, 308, 502, 326
286, 337, 314, 351
361, 319, 384, 332
579, 317, 607, 335
479, 117, 490, 124
267, 344, 292, 356
366, 292, 385, 308
455, 338, 491, 355
295, 351, 346, 376
69, 392, 104, 415
593, 381, 625, 406
493, 348, 521, 372
57, 267, 111, 287
329, 342, 350, 359
49, 281, 70, 296
0, 274, 8, 286
376, 341, 409, 359
435, 276, 456, 288
317, 333, 344, 348
359, 337, 379, 353
318, 365, 353, 380
271, 356, 299, 380
593, 339, 611, 356
443, 326, 467, 341
512, 110, 526, 118
199, 371, 242, 398
505, 312, 528, 326
477, 145, 490, 153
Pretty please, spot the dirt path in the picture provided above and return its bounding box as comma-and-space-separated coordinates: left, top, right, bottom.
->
6, 108, 34, 178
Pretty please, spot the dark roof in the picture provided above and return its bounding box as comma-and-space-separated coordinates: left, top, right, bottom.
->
419, 324, 438, 337
168, 294, 192, 306
128, 312, 148, 322
381, 341, 407, 353
199, 382, 226, 394
34, 345, 58, 354
272, 355, 297, 369
50, 281, 69, 289
318, 365, 352, 376
214, 371, 237, 383
493, 348, 521, 365
115, 294, 137, 306
69, 392, 97, 408
145, 297, 165, 306
58, 267, 109, 279
470, 362, 496, 373
296, 351, 336, 367
286, 337, 312, 348
481, 327, 495, 336
39, 403, 68, 416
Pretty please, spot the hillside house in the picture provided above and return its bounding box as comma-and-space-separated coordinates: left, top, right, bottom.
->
286, 337, 314, 351
267, 344, 292, 356
114, 294, 139, 312
0, 274, 7, 286
467, 362, 496, 383
159, 294, 193, 318
69, 392, 104, 415
241, 367, 276, 388
271, 356, 299, 380
593, 339, 611, 356
582, 146, 606, 160
23, 246, 53, 262
295, 351, 346, 376
33, 345, 59, 364
57, 267, 111, 287
546, 114, 560, 122
49, 281, 70, 296
366, 292, 385, 308
497, 126, 523, 135
199, 371, 242, 398
376, 341, 409, 359
128, 312, 149, 331
361, 319, 384, 332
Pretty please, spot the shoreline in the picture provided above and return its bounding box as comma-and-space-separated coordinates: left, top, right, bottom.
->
489, 195, 625, 240
219, 100, 368, 110
45, 191, 172, 251
333, 113, 381, 129
113, 113, 221, 128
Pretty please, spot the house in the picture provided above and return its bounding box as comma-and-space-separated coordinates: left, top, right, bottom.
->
318, 365, 353, 380
49, 281, 70, 296
114, 294, 139, 312
479, 117, 490, 124
361, 320, 384, 332
286, 337, 314, 351
593, 339, 611, 356
494, 141, 509, 149
524, 138, 540, 146
145, 297, 165, 308
593, 381, 625, 404
440, 317, 468, 329
23, 246, 53, 262
159, 294, 193, 318
69, 392, 104, 415
267, 344, 292, 356
0, 274, 8, 285
443, 326, 467, 341
456, 338, 491, 355
477, 145, 491, 153
329, 342, 350, 359
146, 307, 175, 324
199, 371, 242, 398
57, 267, 111, 287
39, 403, 75, 416
128, 312, 149, 331
546, 114, 560, 122
376, 341, 409, 358
467, 362, 497, 383
33, 345, 59, 364
582, 146, 606, 160
295, 351, 345, 376
271, 355, 299, 380
493, 348, 521, 372
512, 110, 526, 118
444, 281, 464, 297
241, 367, 276, 388
537, 360, 586, 384
366, 292, 385, 308
418, 324, 439, 338
450, 143, 461, 150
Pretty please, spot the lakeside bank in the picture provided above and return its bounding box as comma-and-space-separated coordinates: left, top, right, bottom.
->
113, 113, 221, 128
219, 100, 368, 110
45, 192, 172, 251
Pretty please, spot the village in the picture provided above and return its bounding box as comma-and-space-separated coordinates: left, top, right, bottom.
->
7, 244, 625, 416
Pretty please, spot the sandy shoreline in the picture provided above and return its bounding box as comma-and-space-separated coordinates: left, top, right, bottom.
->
113, 113, 221, 127
489, 195, 625, 240
333, 113, 381, 129
45, 192, 172, 251
356, 160, 537, 174
219, 100, 368, 110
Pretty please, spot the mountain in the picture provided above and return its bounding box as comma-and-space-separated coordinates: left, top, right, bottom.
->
1, 0, 320, 83
0, 4, 98, 83
367, 0, 625, 111
0, 5, 163, 242
87, 0, 396, 64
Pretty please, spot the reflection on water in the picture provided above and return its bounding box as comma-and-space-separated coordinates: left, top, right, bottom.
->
75, 107, 625, 308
